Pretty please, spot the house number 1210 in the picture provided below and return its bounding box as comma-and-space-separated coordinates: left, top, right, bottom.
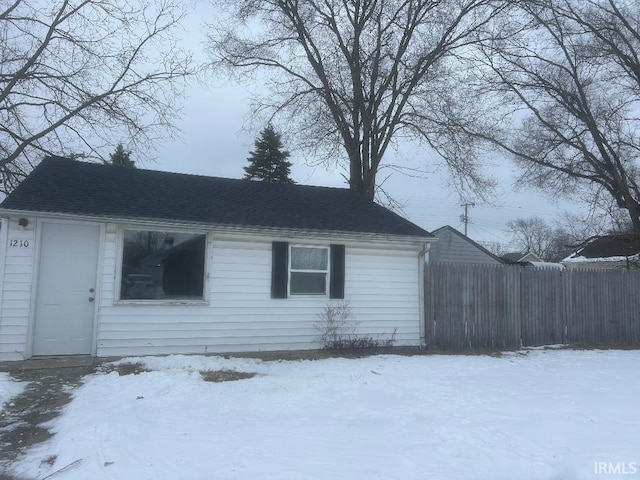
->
9, 239, 29, 248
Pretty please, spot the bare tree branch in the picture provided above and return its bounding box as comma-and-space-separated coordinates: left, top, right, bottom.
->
0, 0, 194, 192
464, 0, 640, 232
207, 0, 507, 200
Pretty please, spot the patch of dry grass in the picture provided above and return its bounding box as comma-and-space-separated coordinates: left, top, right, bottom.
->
103, 362, 151, 376
199, 370, 256, 383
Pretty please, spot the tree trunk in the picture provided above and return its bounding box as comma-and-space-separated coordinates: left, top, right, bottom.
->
348, 156, 376, 201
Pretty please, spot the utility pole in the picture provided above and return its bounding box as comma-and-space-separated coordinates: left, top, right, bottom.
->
461, 202, 475, 236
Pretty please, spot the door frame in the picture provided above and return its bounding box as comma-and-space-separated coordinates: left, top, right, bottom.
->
27, 218, 104, 357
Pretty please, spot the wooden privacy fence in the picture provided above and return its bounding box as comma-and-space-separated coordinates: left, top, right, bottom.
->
425, 263, 640, 349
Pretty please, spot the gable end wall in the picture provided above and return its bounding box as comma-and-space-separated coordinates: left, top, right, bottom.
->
430, 229, 500, 265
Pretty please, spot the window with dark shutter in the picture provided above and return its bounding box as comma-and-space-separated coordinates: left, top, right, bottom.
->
272, 242, 345, 299
289, 246, 329, 295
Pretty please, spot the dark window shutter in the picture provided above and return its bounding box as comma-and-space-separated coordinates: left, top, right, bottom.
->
271, 241, 288, 298
330, 244, 345, 299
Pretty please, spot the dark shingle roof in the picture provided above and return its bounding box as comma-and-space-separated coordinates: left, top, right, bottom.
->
0, 157, 430, 238
500, 252, 541, 263
572, 234, 640, 259
500, 252, 526, 263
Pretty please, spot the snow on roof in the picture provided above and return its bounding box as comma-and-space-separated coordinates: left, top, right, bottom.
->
562, 254, 637, 264
526, 261, 565, 269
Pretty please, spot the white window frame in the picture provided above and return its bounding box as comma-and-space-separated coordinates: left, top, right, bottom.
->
116, 226, 209, 305
288, 244, 330, 296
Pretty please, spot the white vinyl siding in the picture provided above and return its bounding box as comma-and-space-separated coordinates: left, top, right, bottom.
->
0, 217, 423, 360
0, 217, 36, 360
95, 235, 422, 357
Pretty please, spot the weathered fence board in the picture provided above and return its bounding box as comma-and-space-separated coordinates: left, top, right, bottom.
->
425, 263, 640, 349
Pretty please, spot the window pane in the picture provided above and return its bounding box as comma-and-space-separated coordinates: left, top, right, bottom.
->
291, 247, 328, 270
290, 272, 326, 295
121, 230, 205, 300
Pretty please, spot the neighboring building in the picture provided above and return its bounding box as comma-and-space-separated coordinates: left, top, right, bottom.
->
429, 225, 504, 265
0, 157, 433, 361
562, 234, 640, 270
500, 251, 543, 264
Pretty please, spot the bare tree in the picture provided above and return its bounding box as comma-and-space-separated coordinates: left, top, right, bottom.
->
506, 217, 578, 262
468, 0, 640, 232
507, 217, 553, 260
208, 0, 507, 200
505, 210, 632, 262
0, 0, 193, 192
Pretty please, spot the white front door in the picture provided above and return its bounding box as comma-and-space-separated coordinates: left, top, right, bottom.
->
33, 222, 100, 355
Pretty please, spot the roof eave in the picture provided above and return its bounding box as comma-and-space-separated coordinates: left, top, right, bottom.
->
0, 208, 433, 245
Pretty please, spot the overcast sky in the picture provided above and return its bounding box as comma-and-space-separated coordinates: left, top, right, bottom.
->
150, 2, 575, 248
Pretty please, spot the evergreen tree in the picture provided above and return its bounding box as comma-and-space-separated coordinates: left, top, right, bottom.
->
243, 125, 294, 183
107, 143, 135, 168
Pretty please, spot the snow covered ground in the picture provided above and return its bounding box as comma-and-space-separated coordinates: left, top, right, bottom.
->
0, 372, 24, 410
4, 349, 640, 480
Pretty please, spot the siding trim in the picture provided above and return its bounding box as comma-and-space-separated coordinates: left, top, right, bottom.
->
25, 217, 41, 357
418, 244, 426, 346
91, 223, 106, 356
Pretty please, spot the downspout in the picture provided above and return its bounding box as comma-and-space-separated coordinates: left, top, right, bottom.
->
418, 241, 431, 349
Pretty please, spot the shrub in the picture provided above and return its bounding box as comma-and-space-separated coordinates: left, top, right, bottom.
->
322, 331, 397, 352
314, 301, 396, 352
314, 301, 355, 347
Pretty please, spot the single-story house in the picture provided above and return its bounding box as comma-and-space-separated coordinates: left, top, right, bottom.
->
0, 157, 432, 361
500, 251, 543, 264
428, 225, 504, 265
500, 251, 563, 269
562, 234, 640, 270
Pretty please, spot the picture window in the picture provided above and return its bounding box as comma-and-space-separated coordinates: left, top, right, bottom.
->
120, 229, 205, 300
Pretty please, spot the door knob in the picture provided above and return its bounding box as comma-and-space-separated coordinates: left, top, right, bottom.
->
88, 297, 95, 302
89, 288, 95, 293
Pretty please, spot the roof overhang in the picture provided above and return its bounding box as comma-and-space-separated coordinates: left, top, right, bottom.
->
0, 208, 433, 247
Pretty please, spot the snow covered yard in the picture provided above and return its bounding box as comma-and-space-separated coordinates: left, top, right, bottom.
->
0, 372, 25, 411
4, 349, 640, 480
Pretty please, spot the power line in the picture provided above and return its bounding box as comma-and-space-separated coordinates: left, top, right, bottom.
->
471, 223, 510, 242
